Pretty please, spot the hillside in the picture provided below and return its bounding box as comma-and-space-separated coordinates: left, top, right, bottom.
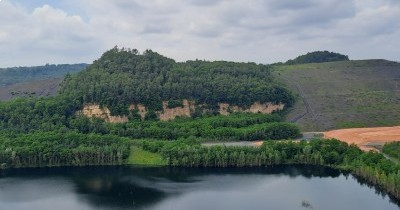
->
0, 64, 87, 101
273, 59, 400, 131
60, 47, 294, 121
0, 64, 87, 87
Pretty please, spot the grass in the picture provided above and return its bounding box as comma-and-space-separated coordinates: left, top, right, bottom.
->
126, 146, 167, 166
273, 59, 400, 131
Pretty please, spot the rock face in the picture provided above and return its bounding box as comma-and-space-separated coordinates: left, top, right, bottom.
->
80, 104, 128, 123
79, 100, 284, 123
219, 102, 284, 115
158, 99, 194, 121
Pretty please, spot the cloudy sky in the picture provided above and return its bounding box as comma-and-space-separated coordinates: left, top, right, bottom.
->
0, 0, 399, 67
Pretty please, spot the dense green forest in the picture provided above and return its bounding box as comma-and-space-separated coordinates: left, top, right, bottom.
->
285, 51, 349, 65
0, 131, 129, 168
60, 47, 294, 115
106, 113, 300, 141
138, 138, 400, 200
0, 63, 87, 87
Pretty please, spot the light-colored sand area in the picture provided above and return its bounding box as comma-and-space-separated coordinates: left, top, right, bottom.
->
324, 126, 400, 151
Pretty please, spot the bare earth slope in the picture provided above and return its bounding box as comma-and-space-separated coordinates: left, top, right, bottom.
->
324, 126, 400, 151
0, 78, 62, 101
274, 59, 400, 131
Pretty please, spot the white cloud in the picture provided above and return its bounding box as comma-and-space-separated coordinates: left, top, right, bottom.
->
0, 0, 399, 67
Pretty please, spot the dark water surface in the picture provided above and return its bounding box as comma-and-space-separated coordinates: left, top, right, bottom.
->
0, 165, 399, 210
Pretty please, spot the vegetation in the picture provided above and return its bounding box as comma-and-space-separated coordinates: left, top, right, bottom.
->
273, 59, 400, 131
126, 146, 166, 166
60, 47, 294, 115
0, 63, 87, 87
0, 47, 399, 202
106, 113, 300, 141
285, 51, 349, 65
0, 131, 129, 168
139, 138, 400, 200
383, 142, 400, 160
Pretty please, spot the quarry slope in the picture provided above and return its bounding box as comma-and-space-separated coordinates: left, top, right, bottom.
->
274, 59, 400, 131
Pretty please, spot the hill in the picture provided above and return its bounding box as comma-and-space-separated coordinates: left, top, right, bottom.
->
0, 63, 87, 87
0, 64, 87, 101
285, 51, 349, 65
273, 59, 400, 131
60, 47, 294, 121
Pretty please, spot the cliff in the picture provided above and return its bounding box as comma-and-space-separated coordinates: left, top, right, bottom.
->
79, 100, 284, 123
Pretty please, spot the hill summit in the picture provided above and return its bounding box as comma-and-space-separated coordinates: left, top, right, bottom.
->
286, 51, 349, 65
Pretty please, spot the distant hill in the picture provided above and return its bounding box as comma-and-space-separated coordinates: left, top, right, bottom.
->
274, 59, 400, 131
0, 63, 87, 101
0, 63, 87, 87
285, 51, 349, 65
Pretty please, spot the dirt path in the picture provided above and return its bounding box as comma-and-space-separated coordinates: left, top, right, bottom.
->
324, 126, 400, 151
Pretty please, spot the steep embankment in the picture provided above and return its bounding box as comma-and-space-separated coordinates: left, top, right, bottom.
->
273, 60, 400, 131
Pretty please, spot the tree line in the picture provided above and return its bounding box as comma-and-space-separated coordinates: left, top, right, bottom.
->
139, 138, 400, 200
0, 131, 129, 168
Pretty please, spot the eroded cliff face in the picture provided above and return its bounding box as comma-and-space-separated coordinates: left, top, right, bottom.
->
79, 100, 284, 123
79, 104, 128, 123
219, 102, 284, 115
158, 99, 194, 121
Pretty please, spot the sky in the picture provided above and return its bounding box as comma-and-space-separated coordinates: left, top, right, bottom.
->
0, 0, 399, 67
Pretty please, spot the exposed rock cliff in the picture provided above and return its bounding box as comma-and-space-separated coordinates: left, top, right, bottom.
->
79, 104, 128, 123
158, 99, 194, 121
219, 102, 284, 115
79, 100, 284, 123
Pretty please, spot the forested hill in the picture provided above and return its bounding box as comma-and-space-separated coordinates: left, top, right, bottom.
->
285, 51, 349, 65
60, 47, 294, 116
0, 63, 87, 87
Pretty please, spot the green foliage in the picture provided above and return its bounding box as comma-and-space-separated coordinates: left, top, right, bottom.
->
126, 146, 166, 166
0, 95, 81, 132
60, 47, 294, 115
383, 142, 400, 160
286, 51, 349, 65
0, 131, 129, 168
167, 99, 183, 108
0, 64, 87, 87
141, 138, 400, 200
105, 113, 299, 141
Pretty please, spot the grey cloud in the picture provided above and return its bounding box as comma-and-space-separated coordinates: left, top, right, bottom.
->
266, 0, 318, 11
0, 0, 399, 67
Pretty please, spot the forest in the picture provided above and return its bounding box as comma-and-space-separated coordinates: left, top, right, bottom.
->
60, 47, 294, 115
285, 51, 349, 65
0, 131, 129, 168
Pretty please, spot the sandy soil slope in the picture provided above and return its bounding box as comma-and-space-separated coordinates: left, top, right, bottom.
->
324, 126, 400, 151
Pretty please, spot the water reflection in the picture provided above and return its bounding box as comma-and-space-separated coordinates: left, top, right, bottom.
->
0, 165, 399, 210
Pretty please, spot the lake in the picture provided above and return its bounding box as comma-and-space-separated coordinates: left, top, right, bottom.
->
0, 165, 399, 210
